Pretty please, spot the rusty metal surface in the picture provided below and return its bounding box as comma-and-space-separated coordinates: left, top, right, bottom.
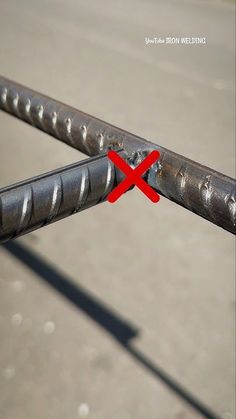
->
0, 153, 124, 244
0, 76, 235, 234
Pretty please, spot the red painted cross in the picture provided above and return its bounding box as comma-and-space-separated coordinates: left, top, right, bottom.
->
107, 150, 160, 203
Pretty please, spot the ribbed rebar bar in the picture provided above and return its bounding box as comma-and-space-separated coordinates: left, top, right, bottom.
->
0, 76, 235, 234
0, 153, 124, 244
147, 153, 236, 234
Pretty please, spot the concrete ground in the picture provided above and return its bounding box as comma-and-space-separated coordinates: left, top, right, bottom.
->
0, 0, 235, 418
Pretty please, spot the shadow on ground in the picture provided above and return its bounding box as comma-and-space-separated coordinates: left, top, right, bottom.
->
3, 241, 220, 419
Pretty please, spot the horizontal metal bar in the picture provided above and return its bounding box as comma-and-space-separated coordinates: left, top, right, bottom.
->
0, 76, 235, 234
0, 153, 125, 244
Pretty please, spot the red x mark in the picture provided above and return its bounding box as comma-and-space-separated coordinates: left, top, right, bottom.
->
107, 150, 160, 203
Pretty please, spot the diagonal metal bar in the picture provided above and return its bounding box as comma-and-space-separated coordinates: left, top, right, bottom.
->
0, 76, 235, 234
0, 153, 125, 244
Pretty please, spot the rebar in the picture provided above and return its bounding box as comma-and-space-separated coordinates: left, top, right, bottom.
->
0, 76, 235, 234
147, 153, 236, 234
0, 153, 124, 244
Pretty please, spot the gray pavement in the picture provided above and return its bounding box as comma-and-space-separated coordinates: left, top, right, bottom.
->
0, 0, 235, 418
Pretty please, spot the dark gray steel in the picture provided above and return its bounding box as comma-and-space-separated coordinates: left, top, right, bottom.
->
0, 153, 125, 244
148, 153, 235, 234
0, 76, 235, 234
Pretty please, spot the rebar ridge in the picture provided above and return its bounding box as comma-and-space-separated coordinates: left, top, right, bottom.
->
0, 76, 127, 156
147, 151, 236, 234
0, 154, 123, 244
0, 76, 235, 234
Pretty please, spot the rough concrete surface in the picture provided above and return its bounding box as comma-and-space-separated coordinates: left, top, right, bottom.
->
0, 0, 235, 418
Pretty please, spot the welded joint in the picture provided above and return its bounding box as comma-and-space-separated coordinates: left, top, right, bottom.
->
105, 134, 124, 152
1, 76, 235, 234
127, 149, 162, 182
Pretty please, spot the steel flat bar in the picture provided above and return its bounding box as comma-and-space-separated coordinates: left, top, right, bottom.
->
0, 76, 235, 234
0, 153, 124, 244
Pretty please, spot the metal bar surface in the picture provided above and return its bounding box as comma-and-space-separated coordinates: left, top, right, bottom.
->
0, 153, 124, 244
0, 76, 235, 234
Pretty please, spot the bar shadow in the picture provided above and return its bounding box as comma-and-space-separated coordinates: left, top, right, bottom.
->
3, 241, 220, 419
